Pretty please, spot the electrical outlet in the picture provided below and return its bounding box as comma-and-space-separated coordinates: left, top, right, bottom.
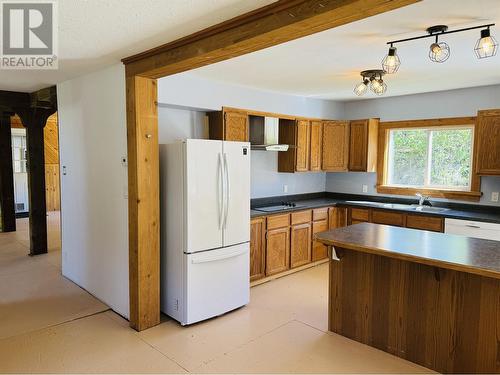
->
283, 185, 288, 193
492, 192, 499, 202
362, 185, 368, 193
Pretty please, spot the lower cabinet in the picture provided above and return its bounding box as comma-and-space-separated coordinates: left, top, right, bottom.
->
291, 223, 312, 268
266, 227, 290, 276
250, 217, 266, 281
312, 219, 328, 261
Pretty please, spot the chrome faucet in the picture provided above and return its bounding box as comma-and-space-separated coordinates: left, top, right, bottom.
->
415, 193, 430, 206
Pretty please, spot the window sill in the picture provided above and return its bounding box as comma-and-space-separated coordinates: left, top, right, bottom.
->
376, 185, 482, 202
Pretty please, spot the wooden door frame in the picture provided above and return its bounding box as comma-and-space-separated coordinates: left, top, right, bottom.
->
122, 0, 421, 331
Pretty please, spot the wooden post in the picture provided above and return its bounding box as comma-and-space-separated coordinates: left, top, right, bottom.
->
0, 113, 16, 232
18, 110, 54, 255
126, 76, 160, 330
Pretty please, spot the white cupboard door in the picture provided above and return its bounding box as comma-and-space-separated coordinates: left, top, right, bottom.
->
222, 141, 250, 247
185, 139, 223, 253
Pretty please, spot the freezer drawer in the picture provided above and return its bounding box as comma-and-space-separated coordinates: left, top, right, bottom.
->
184, 243, 250, 325
445, 218, 500, 241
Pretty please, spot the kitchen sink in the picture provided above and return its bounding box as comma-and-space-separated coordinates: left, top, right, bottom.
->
345, 201, 449, 213
410, 205, 449, 213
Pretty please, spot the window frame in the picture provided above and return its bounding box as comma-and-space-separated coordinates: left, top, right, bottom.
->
377, 117, 481, 202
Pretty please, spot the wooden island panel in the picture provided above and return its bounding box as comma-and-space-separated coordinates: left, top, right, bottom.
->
317, 223, 500, 374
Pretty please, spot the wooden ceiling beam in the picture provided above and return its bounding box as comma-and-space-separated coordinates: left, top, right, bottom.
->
122, 0, 421, 78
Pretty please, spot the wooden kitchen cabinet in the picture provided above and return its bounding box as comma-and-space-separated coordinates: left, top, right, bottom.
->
348, 118, 379, 172
475, 109, 500, 175
250, 218, 266, 281
295, 120, 310, 171
208, 108, 249, 142
347, 206, 444, 232
266, 226, 290, 276
322, 120, 349, 171
329, 207, 347, 228
291, 223, 312, 268
312, 219, 328, 261
309, 120, 323, 171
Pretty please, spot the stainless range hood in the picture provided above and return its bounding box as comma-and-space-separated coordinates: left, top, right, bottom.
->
249, 116, 289, 151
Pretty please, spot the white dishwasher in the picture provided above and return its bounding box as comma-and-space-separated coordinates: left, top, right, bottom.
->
445, 218, 500, 241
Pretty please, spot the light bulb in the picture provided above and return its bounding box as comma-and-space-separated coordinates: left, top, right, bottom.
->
475, 28, 498, 59
382, 46, 401, 74
354, 79, 369, 96
371, 79, 387, 95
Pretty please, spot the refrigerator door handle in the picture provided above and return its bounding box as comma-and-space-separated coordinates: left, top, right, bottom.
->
218, 153, 224, 229
223, 153, 230, 229
190, 246, 247, 264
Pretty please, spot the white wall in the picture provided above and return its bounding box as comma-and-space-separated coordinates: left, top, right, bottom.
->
327, 84, 500, 206
57, 63, 129, 317
157, 73, 343, 198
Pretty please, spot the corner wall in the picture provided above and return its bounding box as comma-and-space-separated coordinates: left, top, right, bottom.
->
57, 64, 129, 317
327, 84, 500, 206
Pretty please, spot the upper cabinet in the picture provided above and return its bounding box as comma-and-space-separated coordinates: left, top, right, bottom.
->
309, 120, 323, 171
322, 120, 349, 171
295, 120, 311, 171
208, 108, 249, 142
475, 109, 500, 175
348, 118, 379, 172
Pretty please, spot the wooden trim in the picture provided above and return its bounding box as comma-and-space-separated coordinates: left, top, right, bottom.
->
224, 106, 296, 120
377, 116, 481, 202
126, 76, 160, 331
122, 0, 420, 78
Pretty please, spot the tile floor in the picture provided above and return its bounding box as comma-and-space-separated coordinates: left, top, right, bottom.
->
0, 214, 433, 374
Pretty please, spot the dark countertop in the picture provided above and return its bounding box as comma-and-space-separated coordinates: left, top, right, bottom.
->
315, 223, 500, 279
250, 192, 500, 224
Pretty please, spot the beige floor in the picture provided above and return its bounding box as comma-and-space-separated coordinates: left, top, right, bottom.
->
0, 214, 433, 374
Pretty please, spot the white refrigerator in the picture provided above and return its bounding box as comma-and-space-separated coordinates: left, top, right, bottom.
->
160, 139, 250, 325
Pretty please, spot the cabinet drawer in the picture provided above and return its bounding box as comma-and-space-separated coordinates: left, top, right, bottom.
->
350, 208, 370, 222
291, 210, 312, 225
406, 214, 443, 232
313, 207, 328, 221
372, 210, 405, 227
267, 214, 290, 230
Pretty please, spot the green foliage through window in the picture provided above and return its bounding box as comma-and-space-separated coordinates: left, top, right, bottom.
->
388, 127, 472, 189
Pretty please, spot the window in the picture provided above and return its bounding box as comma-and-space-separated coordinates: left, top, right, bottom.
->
376, 117, 481, 202
387, 126, 473, 190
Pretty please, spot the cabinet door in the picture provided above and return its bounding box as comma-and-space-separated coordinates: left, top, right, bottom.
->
328, 207, 347, 229
348, 120, 368, 171
266, 227, 290, 276
312, 219, 328, 261
295, 120, 310, 171
322, 121, 349, 171
309, 120, 323, 171
250, 218, 266, 281
290, 223, 311, 268
224, 110, 249, 142
475, 109, 500, 175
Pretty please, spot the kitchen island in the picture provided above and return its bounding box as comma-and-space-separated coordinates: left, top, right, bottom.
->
315, 223, 500, 374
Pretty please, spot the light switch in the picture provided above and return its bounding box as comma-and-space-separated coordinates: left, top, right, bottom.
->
283, 185, 288, 193
492, 192, 499, 202
362, 185, 368, 193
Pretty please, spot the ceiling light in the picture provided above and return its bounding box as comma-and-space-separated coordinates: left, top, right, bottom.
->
475, 27, 498, 58
353, 79, 369, 96
381, 45, 401, 73
382, 23, 496, 70
429, 39, 450, 63
354, 70, 386, 97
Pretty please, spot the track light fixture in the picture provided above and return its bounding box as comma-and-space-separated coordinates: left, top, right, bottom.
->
354, 70, 386, 97
381, 23, 497, 71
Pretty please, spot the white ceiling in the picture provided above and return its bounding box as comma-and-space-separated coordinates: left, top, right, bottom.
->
0, 0, 275, 92
186, 0, 500, 101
